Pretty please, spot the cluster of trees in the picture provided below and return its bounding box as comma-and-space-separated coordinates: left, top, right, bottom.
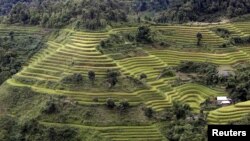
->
0, 32, 42, 85
136, 26, 153, 43
100, 26, 153, 48
149, 101, 207, 141
61, 71, 96, 85
177, 61, 217, 74
106, 70, 120, 88
146, 0, 250, 23
231, 36, 250, 45
0, 116, 82, 141
2, 0, 250, 28
42, 99, 60, 114
214, 28, 231, 38
98, 26, 155, 59
1, 0, 129, 29
61, 73, 84, 84
0, 0, 30, 15
105, 98, 131, 114
61, 70, 121, 88
146, 101, 194, 120
60, 69, 146, 92
158, 67, 175, 79
176, 61, 222, 85
225, 64, 250, 102
163, 119, 206, 141
177, 61, 250, 103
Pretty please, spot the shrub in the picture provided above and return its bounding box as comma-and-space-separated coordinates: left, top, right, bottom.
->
88, 71, 95, 84
173, 101, 191, 119
219, 43, 228, 48
107, 70, 120, 88
106, 98, 116, 109
176, 61, 217, 74
196, 32, 202, 46
136, 26, 153, 43
9, 31, 14, 40
107, 70, 120, 78
42, 101, 59, 114
118, 99, 130, 111
215, 28, 231, 38
144, 107, 154, 118
159, 41, 170, 47
92, 97, 99, 102
100, 40, 106, 48
158, 67, 175, 79
230, 36, 250, 45
140, 73, 147, 80
126, 76, 145, 87
61, 73, 83, 84
21, 119, 39, 134
125, 33, 135, 42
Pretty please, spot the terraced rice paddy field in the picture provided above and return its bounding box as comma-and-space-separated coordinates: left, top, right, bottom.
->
42, 122, 166, 141
208, 101, 250, 124
154, 25, 226, 47
2, 22, 250, 140
231, 22, 250, 36
0, 25, 45, 37
149, 49, 250, 66
165, 84, 227, 112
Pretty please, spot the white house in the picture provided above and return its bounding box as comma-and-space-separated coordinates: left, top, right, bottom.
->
216, 96, 232, 105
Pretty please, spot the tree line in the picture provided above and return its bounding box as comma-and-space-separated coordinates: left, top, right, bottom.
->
0, 0, 130, 30
1, 0, 250, 29
137, 0, 250, 23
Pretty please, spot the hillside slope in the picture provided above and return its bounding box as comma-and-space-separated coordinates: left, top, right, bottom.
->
1, 0, 250, 29
1, 21, 250, 140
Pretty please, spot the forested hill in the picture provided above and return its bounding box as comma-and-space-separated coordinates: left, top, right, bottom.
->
0, 0, 31, 15
0, 0, 250, 30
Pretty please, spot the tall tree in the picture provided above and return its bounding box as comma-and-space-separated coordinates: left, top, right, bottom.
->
196, 32, 203, 46
136, 26, 153, 43
88, 70, 95, 85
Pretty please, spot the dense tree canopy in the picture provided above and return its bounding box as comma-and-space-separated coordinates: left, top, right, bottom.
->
0, 0, 130, 29
0, 33, 43, 85
1, 0, 250, 29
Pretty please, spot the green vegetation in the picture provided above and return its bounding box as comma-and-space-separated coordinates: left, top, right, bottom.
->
196, 32, 203, 46
231, 36, 250, 45
136, 26, 153, 43
1, 10, 250, 139
149, 49, 250, 66
0, 26, 46, 85
225, 64, 250, 102
232, 113, 250, 125
0, 117, 95, 141
1, 0, 250, 30
208, 101, 250, 124
153, 26, 226, 48
213, 28, 231, 38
